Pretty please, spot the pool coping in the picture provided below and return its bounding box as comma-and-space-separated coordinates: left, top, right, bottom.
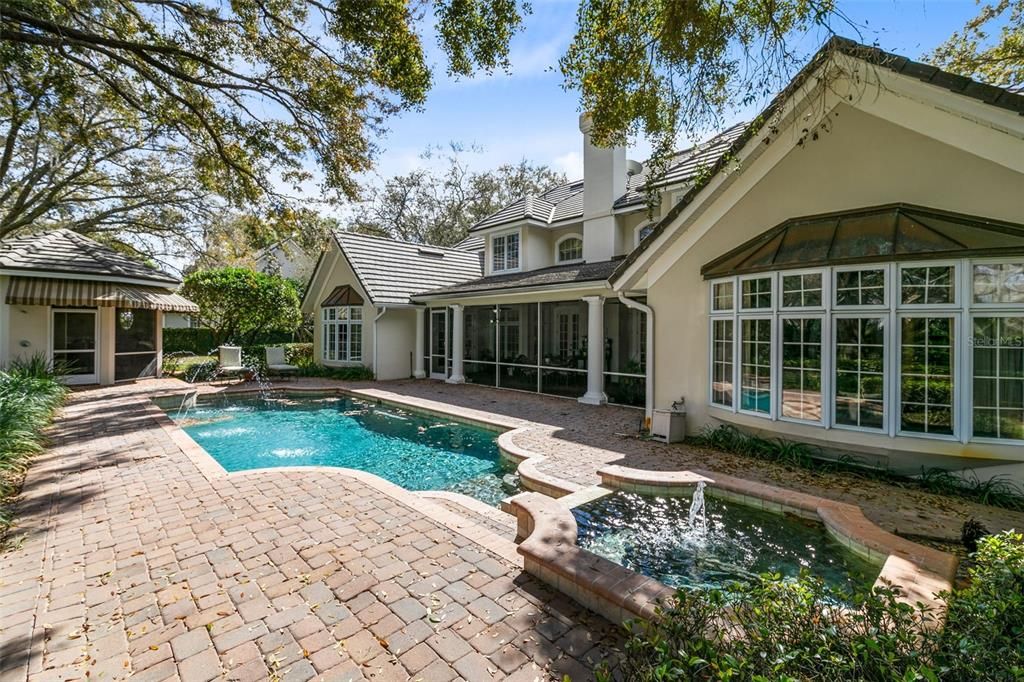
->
508, 465, 959, 627
139, 388, 524, 567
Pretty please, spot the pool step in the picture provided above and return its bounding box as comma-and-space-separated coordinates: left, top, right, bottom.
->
417, 491, 517, 542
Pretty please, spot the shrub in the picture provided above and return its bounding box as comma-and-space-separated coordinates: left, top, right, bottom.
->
0, 355, 68, 541
181, 267, 302, 345
602, 530, 1024, 682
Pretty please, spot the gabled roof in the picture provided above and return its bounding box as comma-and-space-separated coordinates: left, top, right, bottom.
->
453, 234, 485, 252
610, 36, 1024, 287
334, 232, 482, 305
0, 228, 179, 286
467, 123, 748, 234
414, 258, 620, 298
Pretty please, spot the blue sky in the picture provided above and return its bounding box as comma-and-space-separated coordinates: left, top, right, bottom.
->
362, 0, 984, 184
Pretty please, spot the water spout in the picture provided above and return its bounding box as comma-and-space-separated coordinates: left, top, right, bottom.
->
687, 481, 707, 534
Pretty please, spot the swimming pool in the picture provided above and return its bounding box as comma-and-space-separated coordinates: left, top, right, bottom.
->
168, 394, 520, 506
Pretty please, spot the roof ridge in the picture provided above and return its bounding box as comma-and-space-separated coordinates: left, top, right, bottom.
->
335, 229, 480, 256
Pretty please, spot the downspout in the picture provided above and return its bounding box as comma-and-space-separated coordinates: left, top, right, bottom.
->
372, 307, 387, 378
617, 293, 654, 427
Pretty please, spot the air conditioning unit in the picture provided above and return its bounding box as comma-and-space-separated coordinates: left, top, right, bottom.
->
651, 399, 686, 443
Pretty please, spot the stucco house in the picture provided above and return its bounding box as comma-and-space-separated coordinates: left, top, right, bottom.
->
303, 37, 1024, 482
0, 229, 198, 385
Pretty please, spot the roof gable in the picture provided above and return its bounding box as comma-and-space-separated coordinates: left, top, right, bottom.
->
0, 228, 179, 286
333, 232, 483, 305
610, 36, 1024, 288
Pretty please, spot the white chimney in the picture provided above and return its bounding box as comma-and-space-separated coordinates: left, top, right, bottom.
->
579, 113, 627, 261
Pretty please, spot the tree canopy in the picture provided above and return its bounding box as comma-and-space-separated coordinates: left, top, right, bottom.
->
1, 0, 527, 239
927, 0, 1024, 92
181, 267, 302, 345
346, 144, 565, 247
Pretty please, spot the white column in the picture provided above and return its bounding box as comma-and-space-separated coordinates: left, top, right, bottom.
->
578, 295, 607, 405
446, 304, 465, 384
413, 307, 426, 379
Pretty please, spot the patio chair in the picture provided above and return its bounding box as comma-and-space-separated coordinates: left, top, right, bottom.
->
265, 346, 299, 379
217, 345, 247, 381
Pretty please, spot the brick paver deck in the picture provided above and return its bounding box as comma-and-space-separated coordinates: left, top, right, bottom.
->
309, 379, 1022, 541
0, 382, 620, 681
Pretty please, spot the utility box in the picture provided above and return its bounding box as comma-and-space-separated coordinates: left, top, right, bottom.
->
651, 402, 686, 443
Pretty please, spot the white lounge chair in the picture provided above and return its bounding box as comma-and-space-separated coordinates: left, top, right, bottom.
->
217, 345, 247, 380
265, 346, 299, 378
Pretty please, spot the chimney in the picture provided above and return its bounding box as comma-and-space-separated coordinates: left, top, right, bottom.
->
579, 113, 627, 218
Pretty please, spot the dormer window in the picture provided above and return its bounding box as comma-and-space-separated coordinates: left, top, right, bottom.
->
557, 236, 583, 263
492, 232, 520, 272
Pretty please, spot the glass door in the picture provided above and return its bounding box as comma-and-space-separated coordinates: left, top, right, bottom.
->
52, 309, 98, 384
430, 309, 448, 379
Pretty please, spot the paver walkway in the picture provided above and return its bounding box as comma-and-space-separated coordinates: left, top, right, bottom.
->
249, 378, 1023, 542
0, 382, 620, 681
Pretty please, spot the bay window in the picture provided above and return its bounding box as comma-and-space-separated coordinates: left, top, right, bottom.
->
322, 306, 362, 362
708, 260, 1024, 444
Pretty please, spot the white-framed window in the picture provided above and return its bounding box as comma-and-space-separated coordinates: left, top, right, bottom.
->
707, 260, 1024, 446
492, 231, 520, 272
322, 306, 363, 362
635, 223, 655, 246
556, 235, 583, 263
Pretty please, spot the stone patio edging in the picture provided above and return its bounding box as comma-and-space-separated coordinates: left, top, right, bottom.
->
509, 464, 959, 627
138, 392, 525, 568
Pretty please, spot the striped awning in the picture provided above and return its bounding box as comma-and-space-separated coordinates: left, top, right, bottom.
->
5, 276, 199, 313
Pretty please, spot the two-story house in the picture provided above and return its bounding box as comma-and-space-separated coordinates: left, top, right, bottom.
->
303, 37, 1024, 483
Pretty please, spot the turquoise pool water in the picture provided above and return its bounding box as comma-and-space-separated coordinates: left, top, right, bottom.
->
573, 491, 877, 593
170, 395, 520, 506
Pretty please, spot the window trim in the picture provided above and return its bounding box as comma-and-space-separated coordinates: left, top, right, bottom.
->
738, 273, 775, 312
736, 314, 775, 419
779, 268, 827, 312
707, 258, 1024, 446
554, 233, 584, 264
491, 229, 522, 274
832, 264, 889, 310
322, 305, 363, 363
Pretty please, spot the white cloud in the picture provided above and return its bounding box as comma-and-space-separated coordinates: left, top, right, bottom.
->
551, 150, 583, 178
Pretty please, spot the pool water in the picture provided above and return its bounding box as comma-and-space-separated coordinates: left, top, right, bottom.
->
573, 491, 877, 593
170, 395, 520, 506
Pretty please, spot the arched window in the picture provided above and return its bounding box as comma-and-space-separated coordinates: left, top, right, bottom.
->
557, 236, 583, 263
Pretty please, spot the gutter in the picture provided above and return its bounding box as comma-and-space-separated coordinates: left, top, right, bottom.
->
617, 293, 654, 425
372, 306, 387, 378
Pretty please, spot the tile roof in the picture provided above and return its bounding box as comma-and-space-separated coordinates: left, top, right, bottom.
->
414, 258, 620, 297
467, 124, 746, 232
610, 36, 1024, 285
335, 231, 483, 305
0, 228, 179, 285
453, 234, 485, 252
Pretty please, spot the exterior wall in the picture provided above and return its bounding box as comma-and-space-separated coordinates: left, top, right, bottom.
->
303, 246, 377, 374
647, 103, 1024, 475
374, 308, 416, 380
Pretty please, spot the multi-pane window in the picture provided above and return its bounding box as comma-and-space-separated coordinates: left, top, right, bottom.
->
902, 266, 954, 305
900, 317, 954, 435
741, 277, 772, 309
780, 318, 822, 422
711, 319, 734, 407
557, 237, 583, 262
972, 316, 1024, 440
834, 317, 886, 429
835, 268, 885, 306
782, 273, 822, 308
492, 232, 520, 272
710, 262, 1024, 444
322, 306, 362, 362
739, 319, 771, 414
712, 281, 734, 311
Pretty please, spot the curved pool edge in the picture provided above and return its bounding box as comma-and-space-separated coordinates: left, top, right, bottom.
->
510, 464, 958, 628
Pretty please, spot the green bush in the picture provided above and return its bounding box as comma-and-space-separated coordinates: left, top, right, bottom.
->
181, 267, 302, 345
602, 530, 1024, 682
0, 355, 68, 540
163, 327, 298, 354
693, 424, 1024, 511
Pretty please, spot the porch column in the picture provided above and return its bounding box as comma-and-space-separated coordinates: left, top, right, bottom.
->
413, 307, 426, 379
578, 295, 607, 405
446, 304, 465, 384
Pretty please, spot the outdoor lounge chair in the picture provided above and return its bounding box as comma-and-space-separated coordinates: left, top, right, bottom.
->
217, 345, 248, 380
265, 346, 299, 378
